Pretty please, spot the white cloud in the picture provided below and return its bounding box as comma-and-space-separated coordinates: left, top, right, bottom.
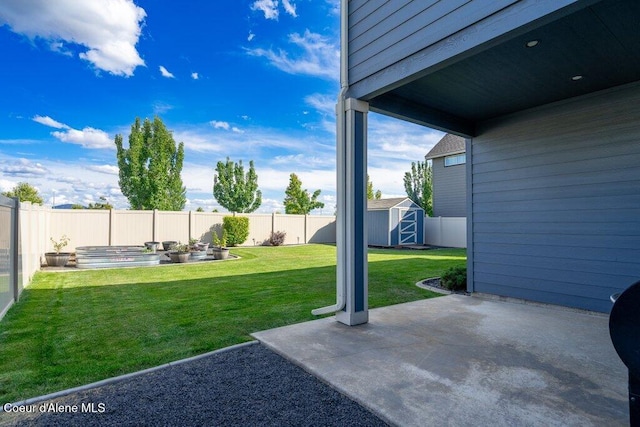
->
246, 30, 339, 80
0, 0, 146, 77
0, 178, 18, 192
87, 165, 119, 175
33, 115, 70, 129
368, 113, 443, 164
305, 93, 335, 116
210, 121, 230, 130
173, 129, 226, 154
0, 158, 49, 177
191, 72, 199, 80
153, 102, 174, 115
282, 0, 297, 17
251, 0, 279, 20
247, 32, 255, 42
52, 127, 113, 149
232, 127, 243, 134
159, 65, 175, 78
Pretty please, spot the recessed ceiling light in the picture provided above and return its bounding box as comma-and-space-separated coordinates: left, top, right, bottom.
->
571, 75, 583, 81
525, 40, 539, 48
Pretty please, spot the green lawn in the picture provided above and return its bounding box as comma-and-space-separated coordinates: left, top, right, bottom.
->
0, 244, 465, 403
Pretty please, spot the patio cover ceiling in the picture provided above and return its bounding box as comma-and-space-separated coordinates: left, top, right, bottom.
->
365, 0, 640, 137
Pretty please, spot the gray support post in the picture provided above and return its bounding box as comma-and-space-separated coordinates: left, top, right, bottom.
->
336, 98, 369, 326
465, 137, 474, 293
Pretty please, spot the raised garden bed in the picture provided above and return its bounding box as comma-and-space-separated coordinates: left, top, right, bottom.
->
75, 246, 161, 269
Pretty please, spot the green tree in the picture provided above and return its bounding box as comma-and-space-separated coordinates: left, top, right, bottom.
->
115, 116, 186, 210
283, 173, 324, 214
367, 175, 382, 200
222, 216, 249, 246
2, 182, 43, 205
88, 196, 113, 210
213, 157, 262, 213
403, 160, 433, 216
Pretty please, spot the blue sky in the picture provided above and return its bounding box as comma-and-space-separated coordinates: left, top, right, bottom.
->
0, 0, 443, 213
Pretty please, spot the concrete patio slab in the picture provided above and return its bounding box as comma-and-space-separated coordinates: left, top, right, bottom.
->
252, 295, 628, 426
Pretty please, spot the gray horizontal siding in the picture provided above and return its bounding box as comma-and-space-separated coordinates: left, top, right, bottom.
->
348, 0, 588, 99
432, 158, 466, 217
471, 82, 640, 312
349, 0, 520, 85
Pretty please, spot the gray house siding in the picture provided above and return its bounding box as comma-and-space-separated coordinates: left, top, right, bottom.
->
470, 83, 640, 313
348, 0, 587, 101
432, 157, 466, 217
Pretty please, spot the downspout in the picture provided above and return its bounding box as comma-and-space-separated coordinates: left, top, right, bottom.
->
312, 0, 348, 316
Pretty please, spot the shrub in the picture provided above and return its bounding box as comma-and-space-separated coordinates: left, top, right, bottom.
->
269, 230, 286, 246
440, 265, 467, 291
222, 216, 249, 247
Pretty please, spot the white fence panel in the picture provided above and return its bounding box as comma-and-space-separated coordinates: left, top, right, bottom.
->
424, 217, 467, 248
307, 216, 337, 243
110, 210, 154, 246
19, 202, 48, 283
190, 212, 226, 244
50, 209, 111, 250
243, 214, 272, 246
154, 211, 190, 245
274, 215, 305, 245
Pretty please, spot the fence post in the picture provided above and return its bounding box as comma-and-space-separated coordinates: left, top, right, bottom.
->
189, 210, 194, 240
304, 214, 308, 244
153, 209, 158, 242
271, 212, 275, 237
11, 198, 19, 302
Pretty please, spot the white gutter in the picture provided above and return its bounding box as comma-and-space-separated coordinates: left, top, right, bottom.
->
312, 0, 348, 316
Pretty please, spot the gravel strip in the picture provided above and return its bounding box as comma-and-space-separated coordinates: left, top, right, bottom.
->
1, 344, 388, 426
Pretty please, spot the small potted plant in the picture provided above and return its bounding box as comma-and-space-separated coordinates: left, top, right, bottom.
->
189, 237, 207, 261
144, 241, 160, 252
212, 230, 230, 260
45, 235, 71, 267
162, 240, 178, 251
167, 242, 190, 263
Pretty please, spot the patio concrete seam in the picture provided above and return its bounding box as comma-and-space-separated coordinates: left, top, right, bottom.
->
1, 340, 259, 412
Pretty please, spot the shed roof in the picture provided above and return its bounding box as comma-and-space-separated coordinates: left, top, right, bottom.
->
367, 197, 418, 210
425, 134, 465, 160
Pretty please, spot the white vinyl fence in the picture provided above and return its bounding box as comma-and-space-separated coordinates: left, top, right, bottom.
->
44, 210, 336, 251
2, 203, 464, 322
424, 217, 467, 248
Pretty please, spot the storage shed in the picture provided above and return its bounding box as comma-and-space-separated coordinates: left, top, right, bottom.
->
367, 198, 424, 247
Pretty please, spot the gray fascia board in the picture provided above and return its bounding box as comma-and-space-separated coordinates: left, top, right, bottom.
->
369, 94, 476, 137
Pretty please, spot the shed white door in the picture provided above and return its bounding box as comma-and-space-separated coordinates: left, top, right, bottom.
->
399, 209, 417, 245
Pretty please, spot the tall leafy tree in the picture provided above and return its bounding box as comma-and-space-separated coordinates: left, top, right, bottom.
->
213, 157, 262, 213
115, 117, 186, 210
367, 175, 382, 200
2, 182, 43, 205
403, 160, 433, 216
283, 173, 324, 214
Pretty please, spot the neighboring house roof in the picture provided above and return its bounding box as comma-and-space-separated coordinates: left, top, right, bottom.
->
425, 134, 465, 160
367, 197, 418, 210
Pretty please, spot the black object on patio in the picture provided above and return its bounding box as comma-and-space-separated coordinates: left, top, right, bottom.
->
610, 280, 640, 427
